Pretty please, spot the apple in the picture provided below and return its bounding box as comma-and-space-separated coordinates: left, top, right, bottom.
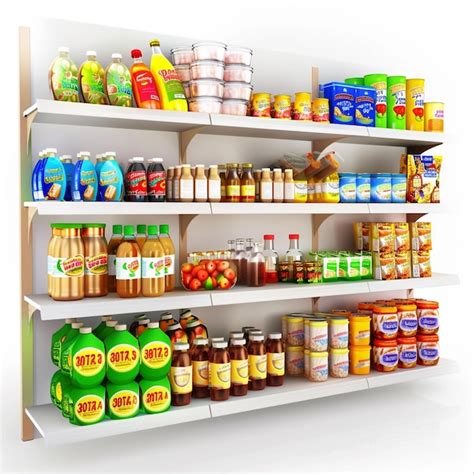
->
217, 260, 230, 272
223, 268, 236, 280
218, 277, 231, 290
204, 277, 214, 290
197, 269, 209, 282
181, 263, 193, 274
189, 278, 202, 291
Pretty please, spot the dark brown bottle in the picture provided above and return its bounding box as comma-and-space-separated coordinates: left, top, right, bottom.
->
191, 338, 209, 399
209, 341, 230, 401
229, 338, 248, 397
248, 334, 267, 391
146, 157, 166, 202
170, 343, 192, 406
265, 332, 285, 386
125, 157, 147, 202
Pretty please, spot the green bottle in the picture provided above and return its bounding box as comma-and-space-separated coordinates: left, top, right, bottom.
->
61, 377, 74, 418
68, 327, 106, 388
138, 322, 172, 380
387, 75, 406, 129
364, 73, 387, 128
345, 77, 364, 86
50, 370, 69, 409
105, 324, 140, 384
68, 385, 106, 426
60, 322, 84, 374
106, 381, 140, 420
93, 316, 113, 338
51, 318, 76, 367
139, 377, 171, 414
97, 320, 118, 341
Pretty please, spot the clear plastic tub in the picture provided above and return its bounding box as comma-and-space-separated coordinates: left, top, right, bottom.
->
170, 47, 194, 65
175, 64, 191, 83
222, 99, 248, 116
189, 79, 224, 98
190, 60, 225, 80
189, 96, 222, 113
223, 82, 253, 100
224, 64, 253, 83
192, 41, 227, 61
182, 82, 191, 99
225, 46, 253, 66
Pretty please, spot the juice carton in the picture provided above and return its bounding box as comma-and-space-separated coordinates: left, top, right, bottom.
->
66, 385, 106, 426
73, 152, 98, 201
401, 154, 442, 204
373, 252, 396, 280
38, 149, 67, 201
138, 322, 172, 380
320, 82, 355, 125
410, 222, 432, 251
79, 51, 107, 104
106, 381, 140, 420
48, 47, 80, 102
51, 318, 76, 367
354, 86, 376, 127
105, 53, 133, 107
139, 377, 171, 414
369, 223, 395, 253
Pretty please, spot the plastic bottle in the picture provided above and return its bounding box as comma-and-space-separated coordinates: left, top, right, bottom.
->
95, 154, 104, 178
51, 318, 76, 367
226, 163, 241, 202
98, 151, 124, 202
170, 343, 192, 406
106, 380, 140, 420
139, 377, 171, 414
147, 158, 166, 202
130, 49, 161, 109
247, 242, 266, 287
135, 224, 147, 250
229, 338, 249, 396
107, 224, 123, 292
149, 39, 188, 111
191, 338, 210, 398
82, 223, 108, 297
59, 322, 84, 373
159, 312, 176, 332
262, 234, 279, 284
60, 155, 75, 201
179, 164, 194, 202
234, 239, 247, 286
138, 321, 172, 380
73, 151, 98, 202
194, 164, 208, 202
93, 316, 112, 338
208, 165, 221, 202
159, 224, 176, 291
141, 225, 165, 297
273, 168, 284, 203
32, 150, 45, 201
266, 333, 285, 386
104, 53, 132, 107
39, 148, 67, 201
209, 341, 231, 401
166, 167, 175, 202
284, 169, 295, 203
66, 384, 106, 426
49, 47, 79, 102
248, 334, 267, 391
116, 225, 141, 298
125, 157, 148, 202
79, 51, 107, 104
240, 163, 256, 203
285, 234, 304, 282
260, 168, 273, 203
50, 370, 69, 409
97, 320, 118, 341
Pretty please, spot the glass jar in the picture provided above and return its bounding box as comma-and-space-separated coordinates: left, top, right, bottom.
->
373, 339, 398, 372
240, 163, 255, 202
262, 234, 279, 284
247, 242, 266, 287
417, 334, 439, 366
225, 163, 240, 202
372, 305, 398, 340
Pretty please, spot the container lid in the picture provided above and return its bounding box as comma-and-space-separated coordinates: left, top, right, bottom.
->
263, 234, 274, 240
373, 305, 397, 313
148, 225, 158, 235
211, 337, 225, 343
170, 46, 193, 53
124, 225, 135, 236
286, 345, 303, 352
60, 155, 72, 162
242, 326, 255, 332
229, 331, 244, 337
79, 327, 92, 334
329, 348, 349, 354
112, 53, 122, 59
249, 334, 264, 342
130, 157, 145, 163
44, 148, 58, 154
104, 151, 116, 157
190, 59, 225, 66
310, 351, 329, 357
231, 338, 246, 346
192, 41, 227, 48
289, 234, 299, 239
50, 223, 83, 229
58, 47, 70, 53
149, 39, 161, 47
267, 332, 282, 339
148, 322, 160, 329
329, 317, 348, 324
374, 339, 397, 347
189, 96, 223, 104
131, 49, 143, 59
112, 225, 122, 234
65, 318, 77, 323
106, 320, 118, 327
309, 320, 328, 326
137, 224, 147, 234
213, 341, 228, 349
148, 157, 163, 163
247, 330, 262, 335
397, 337, 416, 344
416, 300, 439, 309
71, 323, 84, 329
193, 338, 209, 345
138, 319, 150, 325
397, 303, 417, 311
83, 223, 106, 228
115, 324, 127, 331
159, 224, 170, 234
286, 316, 303, 322
174, 343, 189, 350
224, 81, 253, 88
86, 50, 97, 56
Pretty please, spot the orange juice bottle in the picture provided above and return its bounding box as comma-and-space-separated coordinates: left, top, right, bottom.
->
149, 39, 188, 112
141, 225, 165, 297
130, 49, 161, 109
159, 224, 175, 292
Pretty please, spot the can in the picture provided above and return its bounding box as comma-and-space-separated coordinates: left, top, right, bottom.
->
311, 98, 329, 123
345, 77, 364, 86
273, 94, 292, 119
251, 92, 271, 118
371, 173, 392, 203
354, 86, 376, 127
406, 79, 425, 131
424, 102, 444, 132
387, 76, 407, 129
364, 73, 387, 127
292, 92, 312, 120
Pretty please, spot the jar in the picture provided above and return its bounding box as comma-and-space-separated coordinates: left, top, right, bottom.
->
329, 348, 349, 378
321, 173, 340, 203
309, 351, 329, 382
304, 349, 310, 378
416, 301, 439, 334
190, 60, 225, 81
286, 345, 304, 376
372, 305, 398, 340
417, 334, 439, 366
349, 345, 371, 375
397, 304, 418, 337
391, 173, 407, 203
281, 316, 288, 341
293, 92, 312, 120
373, 339, 398, 372
225, 46, 253, 66
189, 79, 224, 98
370, 173, 392, 203
170, 47, 193, 65
357, 302, 373, 315
294, 261, 305, 283
175, 64, 191, 83
273, 94, 292, 119
265, 333, 285, 386
328, 317, 349, 349
339, 173, 357, 203
278, 261, 291, 282
397, 337, 417, 368
304, 261, 318, 283
311, 98, 329, 123
356, 173, 371, 203
192, 41, 227, 62
286, 316, 304, 346
223, 64, 253, 83
349, 315, 371, 346
309, 319, 328, 352
223, 82, 253, 100
251, 92, 271, 118
82, 224, 108, 297
189, 96, 222, 113
222, 99, 248, 116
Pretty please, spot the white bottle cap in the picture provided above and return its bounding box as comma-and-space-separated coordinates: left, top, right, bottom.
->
106, 320, 118, 327
160, 312, 173, 320
132, 157, 145, 162
58, 47, 70, 53
268, 332, 282, 339
79, 327, 92, 334
195, 164, 205, 168
65, 318, 76, 324
193, 338, 209, 345
86, 50, 97, 57
71, 323, 84, 329
60, 154, 72, 161
231, 338, 246, 346
149, 157, 163, 163
148, 322, 160, 329
101, 316, 112, 322
212, 341, 228, 349
211, 337, 225, 344
229, 331, 244, 338
96, 154, 103, 160
173, 343, 189, 351
115, 324, 127, 331
209, 164, 217, 169
182, 164, 191, 168
105, 151, 116, 157
138, 319, 151, 325
112, 53, 122, 59
44, 148, 57, 154
249, 334, 264, 342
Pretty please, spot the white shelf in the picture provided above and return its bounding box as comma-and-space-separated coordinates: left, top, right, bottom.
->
367, 272, 460, 293
367, 203, 446, 214
210, 202, 369, 214
26, 359, 457, 446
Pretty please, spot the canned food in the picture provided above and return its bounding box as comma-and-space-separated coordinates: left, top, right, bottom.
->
349, 345, 371, 375
416, 301, 439, 334
417, 334, 439, 366
293, 92, 312, 120
273, 94, 292, 119
424, 102, 444, 132
329, 348, 349, 378
309, 351, 328, 382
286, 345, 304, 376
328, 317, 349, 349
312, 98, 330, 123
397, 337, 417, 368
309, 319, 328, 352
251, 93, 271, 118
373, 339, 398, 372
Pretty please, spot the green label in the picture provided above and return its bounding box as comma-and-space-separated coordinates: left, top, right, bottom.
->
106, 64, 132, 107
80, 61, 107, 104
159, 69, 186, 101
50, 58, 79, 102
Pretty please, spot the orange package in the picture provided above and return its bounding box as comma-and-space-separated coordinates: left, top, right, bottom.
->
370, 223, 395, 253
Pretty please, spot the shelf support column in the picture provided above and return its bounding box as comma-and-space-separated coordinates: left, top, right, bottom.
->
179, 215, 198, 270
179, 127, 205, 165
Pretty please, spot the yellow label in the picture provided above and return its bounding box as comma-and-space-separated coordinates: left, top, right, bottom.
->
226, 185, 240, 197
240, 185, 255, 197
107, 344, 139, 373
192, 360, 209, 387
141, 341, 171, 369
249, 354, 267, 380
109, 390, 139, 418
209, 362, 231, 389
85, 252, 108, 275
143, 385, 170, 412
170, 365, 192, 394
62, 255, 85, 277
74, 394, 104, 424
231, 359, 249, 385
267, 352, 285, 376
55, 381, 63, 402
73, 347, 105, 377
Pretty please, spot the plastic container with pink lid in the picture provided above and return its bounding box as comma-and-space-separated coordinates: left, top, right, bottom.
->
223, 82, 253, 101
192, 41, 227, 61
170, 47, 194, 65
225, 46, 253, 66
189, 96, 223, 113
224, 65, 253, 84
190, 60, 225, 81
222, 99, 248, 116
190, 79, 224, 99
175, 64, 191, 83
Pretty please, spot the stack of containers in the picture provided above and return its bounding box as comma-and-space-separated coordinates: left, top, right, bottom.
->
302, 315, 329, 382
327, 314, 349, 378
345, 309, 371, 375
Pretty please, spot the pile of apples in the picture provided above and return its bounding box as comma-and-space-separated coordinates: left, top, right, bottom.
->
181, 259, 237, 291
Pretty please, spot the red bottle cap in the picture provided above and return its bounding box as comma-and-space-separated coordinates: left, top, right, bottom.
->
131, 49, 143, 58
263, 234, 274, 240
289, 234, 299, 239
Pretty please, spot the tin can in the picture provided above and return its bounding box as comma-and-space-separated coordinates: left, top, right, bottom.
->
251, 92, 271, 117
424, 102, 444, 132
273, 94, 292, 119
311, 98, 329, 123
406, 79, 425, 131
387, 76, 406, 129
292, 92, 312, 120
345, 77, 364, 86
364, 73, 387, 128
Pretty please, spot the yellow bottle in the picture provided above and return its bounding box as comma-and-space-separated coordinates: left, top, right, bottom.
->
149, 39, 188, 112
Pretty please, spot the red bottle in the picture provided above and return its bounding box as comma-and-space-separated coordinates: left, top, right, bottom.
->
147, 157, 166, 202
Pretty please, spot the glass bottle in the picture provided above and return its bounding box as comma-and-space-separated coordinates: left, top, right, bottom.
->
254, 169, 262, 202
262, 234, 279, 284
273, 168, 284, 203
218, 164, 227, 202
247, 242, 266, 287
159, 224, 176, 292
173, 165, 182, 202
260, 168, 273, 203
240, 163, 255, 203
107, 224, 123, 293
180, 164, 194, 202
82, 223, 108, 297
191, 338, 209, 398
194, 164, 208, 202
116, 225, 141, 298
234, 239, 247, 286
141, 225, 165, 297
265, 333, 285, 386
248, 334, 267, 391
209, 341, 231, 401
208, 165, 221, 202
284, 169, 295, 203
136, 224, 147, 250
285, 234, 304, 282
226, 163, 240, 202
170, 343, 192, 406
229, 338, 249, 397
166, 166, 175, 202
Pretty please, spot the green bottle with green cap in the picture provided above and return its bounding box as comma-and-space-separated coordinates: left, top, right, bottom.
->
60, 322, 84, 374
387, 75, 406, 129
51, 318, 76, 366
106, 380, 140, 420
136, 224, 147, 250
93, 316, 113, 338
159, 224, 175, 292
67, 384, 106, 425
138, 321, 172, 380
97, 319, 118, 341
139, 377, 171, 414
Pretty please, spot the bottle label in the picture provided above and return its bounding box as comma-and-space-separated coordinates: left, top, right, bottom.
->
142, 385, 170, 412
208, 179, 221, 200
195, 179, 208, 200
231, 358, 249, 384
399, 311, 418, 333
226, 184, 240, 197
273, 182, 284, 200
49, 255, 84, 278
73, 347, 105, 377
109, 389, 139, 418
260, 182, 273, 200
249, 354, 267, 380
50, 57, 80, 102
107, 344, 139, 373
141, 341, 171, 369
106, 65, 132, 107
85, 252, 107, 275
180, 179, 194, 199
107, 254, 116, 276
284, 182, 295, 200
116, 257, 141, 280
192, 360, 209, 387
267, 352, 285, 376
80, 62, 107, 104
209, 362, 231, 389
148, 171, 166, 197
241, 184, 255, 197
164, 254, 175, 276
131, 69, 160, 104
158, 69, 186, 101
142, 257, 165, 278
125, 170, 147, 197
170, 365, 192, 394
74, 394, 104, 424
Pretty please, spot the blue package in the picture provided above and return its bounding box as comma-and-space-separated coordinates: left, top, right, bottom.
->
98, 153, 124, 201
31, 153, 45, 201
60, 155, 75, 201
354, 86, 376, 127
370, 173, 392, 203
73, 152, 98, 201
391, 173, 407, 203
37, 149, 66, 201
339, 172, 357, 203
356, 173, 371, 203
320, 82, 355, 125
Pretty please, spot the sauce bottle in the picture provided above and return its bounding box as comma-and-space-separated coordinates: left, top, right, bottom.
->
234, 239, 247, 286
173, 165, 182, 202
159, 224, 176, 291
246, 329, 263, 347
82, 223, 108, 297
180, 164, 194, 202
130, 49, 161, 109
260, 168, 273, 203
248, 334, 267, 391
208, 165, 221, 202
136, 225, 147, 250
218, 164, 227, 201
209, 341, 231, 401
240, 163, 255, 202
125, 157, 148, 202
159, 311, 177, 332
170, 343, 192, 406
254, 169, 262, 202
226, 163, 241, 202
284, 169, 295, 203
116, 225, 141, 298
247, 242, 266, 287
266, 332, 285, 386
273, 168, 284, 203
135, 318, 150, 337
262, 234, 279, 284
228, 331, 244, 344
241, 326, 256, 344
229, 338, 249, 396
147, 158, 166, 202
285, 234, 304, 282
166, 166, 175, 202
194, 164, 208, 202
141, 225, 165, 297
191, 338, 209, 398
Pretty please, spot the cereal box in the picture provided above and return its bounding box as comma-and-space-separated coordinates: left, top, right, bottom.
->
410, 222, 432, 251
394, 222, 410, 251
370, 223, 395, 253
400, 154, 442, 203
373, 252, 396, 280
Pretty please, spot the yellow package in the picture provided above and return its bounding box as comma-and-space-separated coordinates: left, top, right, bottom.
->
370, 223, 395, 253
373, 252, 396, 280
410, 222, 432, 251
353, 222, 370, 251
400, 154, 442, 203
395, 251, 411, 279
394, 222, 410, 251
412, 251, 431, 278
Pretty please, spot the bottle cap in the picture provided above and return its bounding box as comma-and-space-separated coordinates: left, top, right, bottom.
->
268, 332, 282, 339
211, 337, 225, 344
209, 164, 217, 169
131, 157, 145, 162
101, 316, 112, 322
115, 324, 127, 331
137, 224, 147, 234
65, 318, 77, 324
60, 154, 72, 161
79, 327, 92, 334
249, 334, 264, 342
229, 331, 244, 338
180, 309, 192, 317
159, 224, 170, 234
96, 154, 103, 160
124, 225, 135, 236
78, 151, 91, 158
174, 343, 189, 351
58, 47, 70, 53
138, 319, 151, 325
131, 49, 142, 59
106, 320, 118, 327
289, 234, 299, 239
195, 164, 204, 168
149, 39, 161, 47
44, 148, 58, 154
231, 338, 246, 346
112, 225, 122, 234
160, 312, 173, 320
213, 341, 228, 349
71, 323, 84, 329
104, 151, 116, 157
148, 157, 163, 163
148, 225, 158, 235
148, 322, 160, 329
263, 234, 275, 240
193, 338, 209, 345
86, 50, 97, 57
112, 53, 122, 59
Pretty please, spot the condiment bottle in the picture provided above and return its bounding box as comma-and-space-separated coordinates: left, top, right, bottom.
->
82, 224, 108, 297
159, 224, 175, 291
130, 48, 161, 109
208, 165, 221, 202
146, 157, 166, 202
284, 169, 295, 203
135, 318, 150, 337
247, 242, 266, 287
136, 224, 147, 250
262, 234, 279, 284
180, 164, 194, 202
194, 164, 208, 202
125, 157, 148, 202
191, 338, 209, 398
116, 224, 141, 298
166, 166, 175, 202
209, 341, 231, 401
141, 225, 165, 297
228, 331, 244, 344
248, 334, 267, 391
272, 168, 284, 203
107, 225, 123, 293
242, 326, 256, 344
246, 329, 263, 347
234, 239, 247, 286
260, 168, 273, 203
173, 165, 182, 202
226, 163, 241, 202
170, 343, 192, 406
159, 311, 176, 331
254, 169, 262, 201
285, 234, 304, 282
266, 333, 285, 386
209, 337, 225, 360
218, 164, 227, 202
240, 163, 255, 202
229, 338, 249, 396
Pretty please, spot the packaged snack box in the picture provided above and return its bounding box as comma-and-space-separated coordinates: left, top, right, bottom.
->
353, 222, 370, 251
373, 252, 396, 280
370, 223, 395, 253
320, 82, 355, 125
412, 251, 431, 278
395, 251, 412, 279
410, 222, 432, 251
394, 222, 410, 251
401, 154, 442, 203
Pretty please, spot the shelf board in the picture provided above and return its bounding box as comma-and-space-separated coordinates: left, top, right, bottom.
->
210, 202, 370, 214
26, 359, 457, 446
367, 203, 446, 214
26, 273, 459, 320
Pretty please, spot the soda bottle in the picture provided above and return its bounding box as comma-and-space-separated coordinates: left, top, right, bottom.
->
147, 158, 166, 202
130, 48, 161, 109
125, 157, 148, 202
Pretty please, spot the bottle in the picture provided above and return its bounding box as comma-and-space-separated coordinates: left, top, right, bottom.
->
284, 169, 295, 203
149, 39, 188, 111
38, 148, 67, 201
47, 222, 61, 296
51, 318, 76, 367
66, 384, 106, 426
95, 154, 104, 179
135, 318, 150, 337
82, 223, 108, 297
141, 225, 165, 297
73, 151, 98, 202
32, 150, 45, 201
104, 324, 140, 384
208, 165, 221, 202
254, 170, 262, 202
294, 173, 308, 203
248, 334, 267, 391
263, 234, 279, 284
170, 343, 192, 406
147, 158, 166, 202
98, 151, 124, 202
60, 155, 75, 202
138, 322, 172, 380
242, 326, 256, 344
285, 234, 304, 282
125, 157, 148, 202
59, 322, 84, 373
273, 168, 284, 203
93, 316, 112, 338
166, 166, 175, 202
159, 311, 176, 332
139, 377, 171, 414
49, 46, 79, 102
266, 333, 285, 386
191, 338, 210, 398
229, 338, 249, 397
247, 242, 266, 287
104, 53, 132, 107
130, 49, 161, 109
218, 164, 227, 201
209, 341, 231, 401
106, 380, 140, 420
194, 164, 208, 202
107, 224, 123, 292
159, 224, 176, 292
260, 168, 273, 203
136, 225, 147, 250
240, 163, 256, 203
234, 239, 247, 286
173, 165, 182, 202
246, 330, 264, 348
226, 163, 241, 202
116, 225, 141, 298
98, 320, 118, 341
79, 51, 107, 104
